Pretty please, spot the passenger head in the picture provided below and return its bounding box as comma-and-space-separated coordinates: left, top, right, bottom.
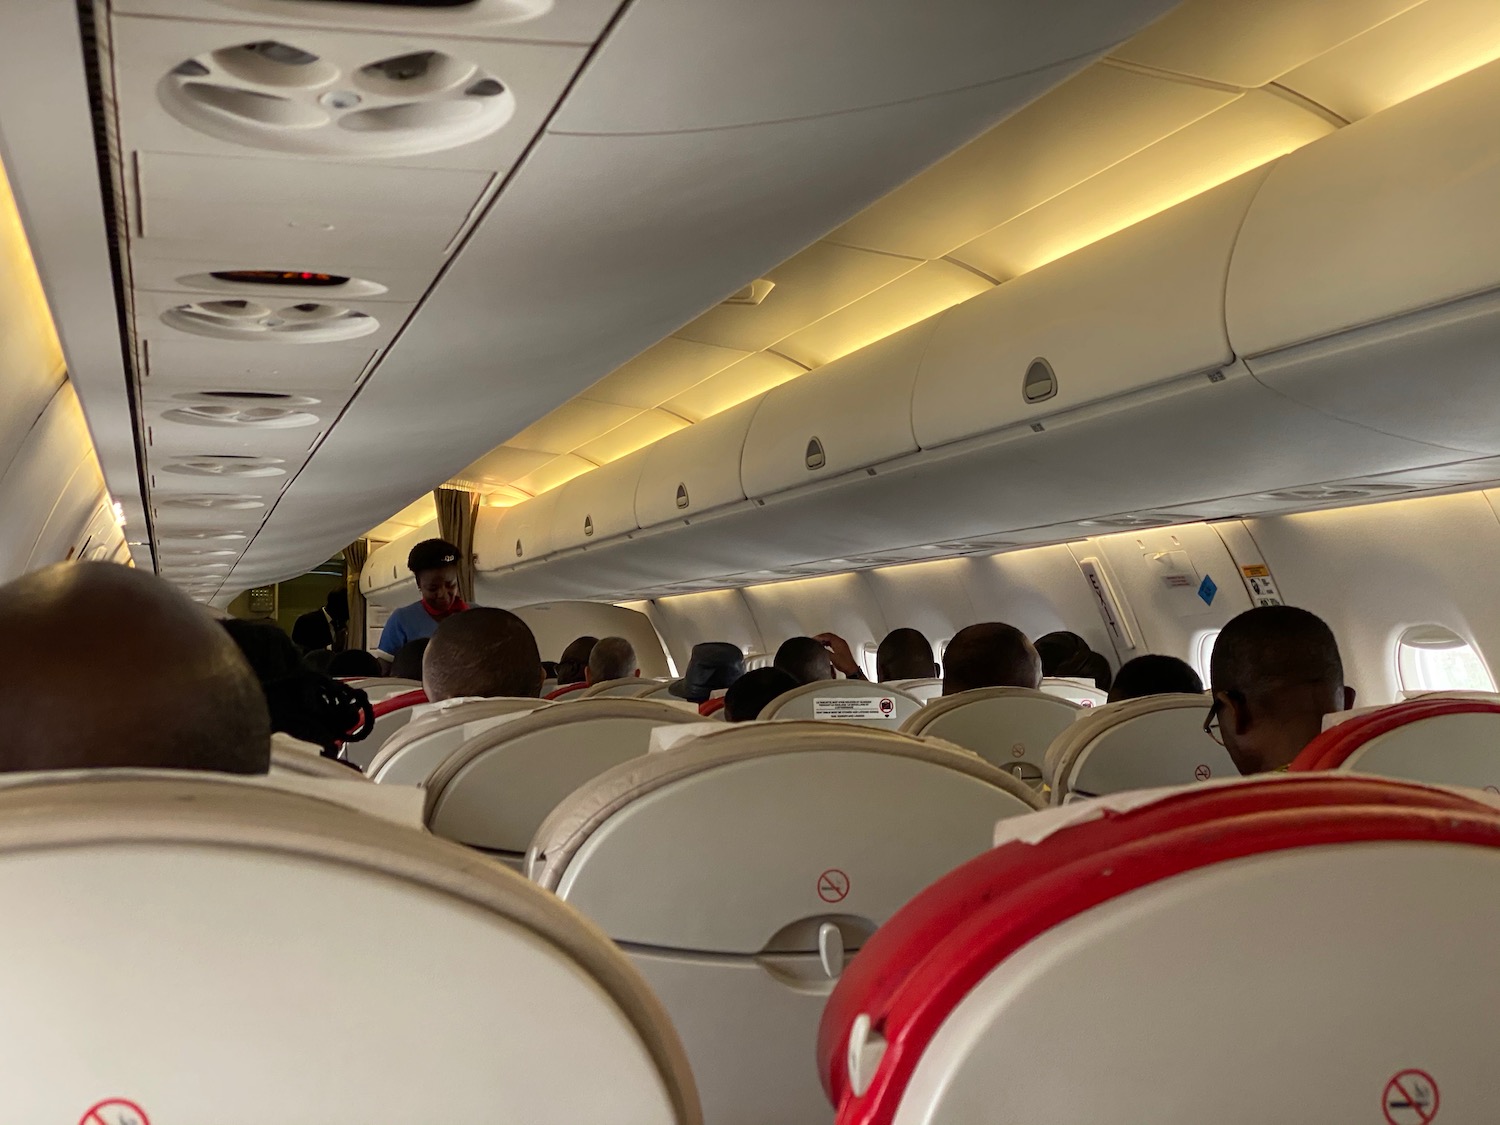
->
724, 667, 799, 722
775, 636, 835, 685
1210, 605, 1354, 776
325, 587, 349, 626
406, 538, 462, 615
0, 563, 270, 775
328, 648, 382, 679
1035, 630, 1114, 691
222, 618, 374, 755
423, 607, 544, 702
1108, 654, 1203, 703
876, 627, 938, 682
942, 623, 1042, 695
555, 635, 598, 686
669, 642, 746, 703
587, 636, 639, 683
388, 637, 430, 681
302, 648, 336, 674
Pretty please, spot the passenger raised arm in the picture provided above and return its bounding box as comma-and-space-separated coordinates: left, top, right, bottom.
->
1208, 605, 1355, 774
423, 607, 545, 703
942, 622, 1042, 695
588, 636, 640, 684
0, 562, 270, 775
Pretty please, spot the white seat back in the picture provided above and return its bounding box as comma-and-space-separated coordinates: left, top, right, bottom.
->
423, 699, 708, 865
349, 689, 428, 770
1297, 698, 1500, 790
528, 722, 1041, 1125
1039, 676, 1110, 707
902, 687, 1080, 786
884, 677, 943, 703
353, 678, 422, 703
270, 734, 369, 781
0, 771, 699, 1124
1044, 693, 1232, 802
757, 680, 924, 727
366, 697, 553, 786
580, 677, 662, 699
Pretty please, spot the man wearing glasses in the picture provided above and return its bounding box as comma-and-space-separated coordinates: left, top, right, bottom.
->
1203, 605, 1356, 775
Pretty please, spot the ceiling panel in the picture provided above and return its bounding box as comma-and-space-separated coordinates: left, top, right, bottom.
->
662, 351, 806, 423
366, 493, 438, 543
509, 454, 597, 498
573, 409, 690, 465
580, 336, 750, 409
142, 337, 377, 394
673, 241, 922, 352
827, 63, 1238, 261
1277, 0, 1500, 121
774, 260, 992, 369
952, 90, 1335, 281
505, 398, 644, 455
1111, 0, 1427, 89
456, 445, 559, 491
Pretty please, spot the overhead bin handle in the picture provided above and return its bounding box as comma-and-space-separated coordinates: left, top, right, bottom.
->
1023, 357, 1058, 404
675, 483, 689, 510
584, 515, 594, 538
805, 437, 827, 470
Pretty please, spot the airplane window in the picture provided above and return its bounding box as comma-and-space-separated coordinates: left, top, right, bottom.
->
859, 642, 879, 680
1193, 629, 1220, 685
1396, 626, 1495, 695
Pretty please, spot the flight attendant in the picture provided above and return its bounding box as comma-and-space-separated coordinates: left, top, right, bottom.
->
374, 538, 471, 663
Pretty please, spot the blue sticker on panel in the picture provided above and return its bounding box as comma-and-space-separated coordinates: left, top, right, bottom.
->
1198, 575, 1218, 606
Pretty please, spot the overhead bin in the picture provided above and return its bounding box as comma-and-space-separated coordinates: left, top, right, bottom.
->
548, 451, 647, 552
912, 166, 1271, 449
1228, 59, 1500, 453
362, 519, 440, 601
475, 488, 561, 572
635, 394, 765, 530
740, 317, 939, 498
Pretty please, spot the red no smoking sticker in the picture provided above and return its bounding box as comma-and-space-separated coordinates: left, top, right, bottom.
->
79, 1100, 150, 1125
1384, 1069, 1440, 1125
817, 868, 850, 903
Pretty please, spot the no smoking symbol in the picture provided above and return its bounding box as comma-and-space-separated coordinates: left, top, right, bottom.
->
79, 1100, 149, 1125
817, 868, 850, 903
1194, 763, 1212, 781
1384, 1069, 1440, 1125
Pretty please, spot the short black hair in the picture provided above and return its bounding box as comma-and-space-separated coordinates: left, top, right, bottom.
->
1211, 606, 1344, 706
389, 638, 430, 681
329, 649, 382, 678
325, 588, 349, 618
407, 537, 461, 575
724, 667, 799, 722
775, 636, 833, 685
556, 635, 598, 686
1108, 654, 1202, 702
877, 627, 936, 682
942, 623, 1042, 695
1035, 630, 1113, 691
424, 607, 544, 701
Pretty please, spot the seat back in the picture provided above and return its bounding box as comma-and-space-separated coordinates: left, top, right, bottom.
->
1044, 693, 1231, 803
366, 697, 553, 786
580, 677, 661, 699
901, 688, 1080, 786
270, 735, 368, 781
528, 722, 1041, 1125
884, 678, 942, 703
347, 687, 428, 770
423, 699, 708, 865
1292, 698, 1500, 790
355, 677, 423, 703
1039, 676, 1109, 708
0, 770, 700, 1124
819, 775, 1500, 1125
758, 681, 924, 727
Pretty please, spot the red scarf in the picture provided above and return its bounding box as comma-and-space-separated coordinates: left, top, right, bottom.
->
421, 597, 469, 622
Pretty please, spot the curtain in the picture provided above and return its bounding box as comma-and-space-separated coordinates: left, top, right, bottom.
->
344, 538, 369, 652
434, 486, 480, 604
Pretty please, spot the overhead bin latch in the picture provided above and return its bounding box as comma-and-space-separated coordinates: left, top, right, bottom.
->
676, 483, 689, 510
584, 515, 594, 538
1023, 357, 1058, 404
514, 539, 523, 558
805, 437, 827, 470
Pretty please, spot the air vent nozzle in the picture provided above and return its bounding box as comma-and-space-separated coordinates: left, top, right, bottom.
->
1023, 357, 1058, 404
162, 299, 378, 343
805, 438, 826, 471
164, 454, 286, 478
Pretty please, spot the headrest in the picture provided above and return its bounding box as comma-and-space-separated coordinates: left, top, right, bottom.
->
1292, 698, 1500, 789
580, 677, 660, 699
358, 677, 423, 703
759, 681, 925, 726
1043, 693, 1229, 801
372, 687, 428, 717
883, 678, 943, 703
0, 771, 700, 1123
901, 687, 1080, 785
819, 774, 1500, 1125
527, 722, 1044, 942
1038, 676, 1109, 707
423, 699, 707, 856
545, 682, 590, 701
365, 696, 552, 786
270, 734, 367, 781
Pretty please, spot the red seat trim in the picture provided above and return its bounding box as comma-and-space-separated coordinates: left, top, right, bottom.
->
545, 682, 588, 702
819, 776, 1500, 1125
698, 697, 726, 717
1291, 699, 1500, 772
371, 688, 427, 717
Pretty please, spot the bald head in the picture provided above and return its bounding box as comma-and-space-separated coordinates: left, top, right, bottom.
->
877, 627, 938, 682
423, 607, 544, 702
0, 563, 270, 774
942, 622, 1042, 696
